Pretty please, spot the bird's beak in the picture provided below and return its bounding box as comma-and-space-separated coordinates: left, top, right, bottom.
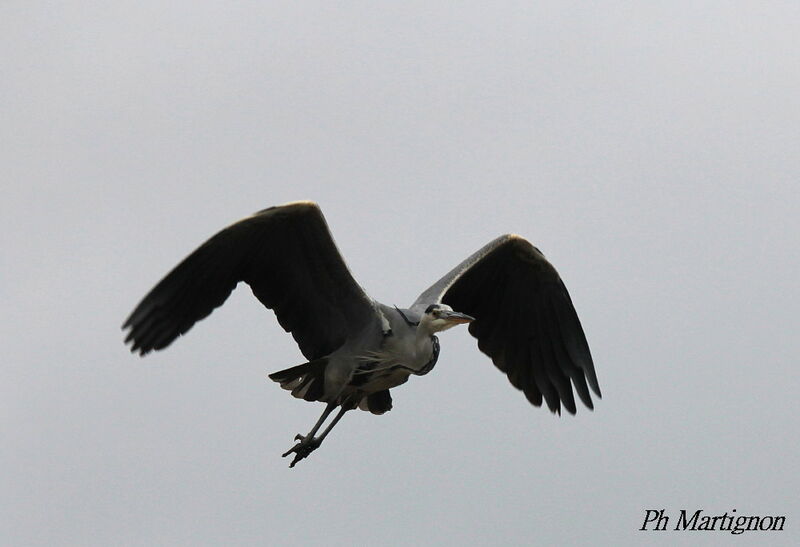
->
441, 310, 475, 324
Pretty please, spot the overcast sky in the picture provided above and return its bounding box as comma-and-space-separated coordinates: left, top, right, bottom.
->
3, 2, 799, 546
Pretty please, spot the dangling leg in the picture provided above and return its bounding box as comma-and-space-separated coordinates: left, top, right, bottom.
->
282, 402, 351, 468
292, 402, 336, 445
314, 405, 350, 445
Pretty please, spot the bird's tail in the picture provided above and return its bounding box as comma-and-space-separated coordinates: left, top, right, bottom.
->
268, 359, 328, 402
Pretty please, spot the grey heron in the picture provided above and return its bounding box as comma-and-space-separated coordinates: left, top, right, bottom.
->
123, 201, 600, 467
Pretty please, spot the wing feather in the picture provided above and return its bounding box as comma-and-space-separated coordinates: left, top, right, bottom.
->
412, 234, 600, 413
123, 201, 379, 359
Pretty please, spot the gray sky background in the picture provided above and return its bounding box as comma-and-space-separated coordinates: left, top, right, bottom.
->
3, 2, 799, 546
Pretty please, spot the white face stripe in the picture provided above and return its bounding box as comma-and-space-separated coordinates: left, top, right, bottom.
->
426, 303, 454, 315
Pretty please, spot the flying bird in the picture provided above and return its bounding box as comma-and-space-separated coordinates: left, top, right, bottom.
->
123, 201, 600, 467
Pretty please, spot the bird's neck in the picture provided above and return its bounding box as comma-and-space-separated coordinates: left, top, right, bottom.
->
414, 321, 436, 350
413, 329, 440, 375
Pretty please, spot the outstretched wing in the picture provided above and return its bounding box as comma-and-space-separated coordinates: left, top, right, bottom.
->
411, 234, 600, 414
123, 201, 380, 359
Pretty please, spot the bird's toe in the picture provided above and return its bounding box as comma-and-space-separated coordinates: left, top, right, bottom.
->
282, 436, 322, 467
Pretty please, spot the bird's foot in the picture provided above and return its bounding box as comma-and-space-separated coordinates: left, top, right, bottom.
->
282, 434, 322, 468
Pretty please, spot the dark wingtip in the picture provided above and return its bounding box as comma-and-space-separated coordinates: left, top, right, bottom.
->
125, 337, 151, 356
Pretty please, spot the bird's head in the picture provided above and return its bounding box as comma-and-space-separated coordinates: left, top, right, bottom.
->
421, 304, 475, 333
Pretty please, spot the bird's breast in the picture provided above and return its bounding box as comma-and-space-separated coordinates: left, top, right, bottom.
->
350, 361, 411, 392
351, 334, 440, 394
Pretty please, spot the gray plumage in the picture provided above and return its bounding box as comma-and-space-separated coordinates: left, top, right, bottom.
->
123, 201, 601, 467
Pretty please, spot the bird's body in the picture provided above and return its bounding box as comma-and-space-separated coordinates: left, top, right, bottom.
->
124, 201, 600, 467
272, 304, 445, 410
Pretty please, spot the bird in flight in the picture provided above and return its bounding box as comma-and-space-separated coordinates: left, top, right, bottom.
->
123, 201, 600, 467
